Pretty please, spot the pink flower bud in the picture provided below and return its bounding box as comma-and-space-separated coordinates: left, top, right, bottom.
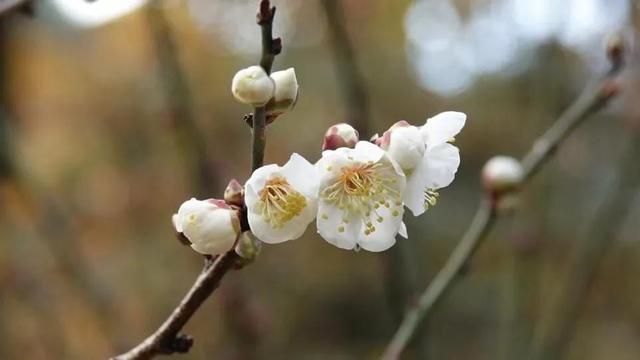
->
322, 123, 359, 151
224, 178, 244, 207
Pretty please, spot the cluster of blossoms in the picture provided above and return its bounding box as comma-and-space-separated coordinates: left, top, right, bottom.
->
172, 65, 467, 256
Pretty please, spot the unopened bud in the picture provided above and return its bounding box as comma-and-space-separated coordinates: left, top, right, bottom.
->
266, 68, 299, 116
231, 66, 275, 106
482, 156, 524, 195
173, 198, 241, 256
224, 178, 244, 207
322, 123, 359, 151
234, 231, 262, 268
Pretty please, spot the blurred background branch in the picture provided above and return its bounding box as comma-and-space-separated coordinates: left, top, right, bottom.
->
321, 0, 370, 137
530, 129, 640, 360
145, 3, 218, 196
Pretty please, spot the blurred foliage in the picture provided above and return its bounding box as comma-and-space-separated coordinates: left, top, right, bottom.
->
0, 1, 639, 359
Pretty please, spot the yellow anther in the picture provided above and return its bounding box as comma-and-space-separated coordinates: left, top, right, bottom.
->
258, 177, 306, 229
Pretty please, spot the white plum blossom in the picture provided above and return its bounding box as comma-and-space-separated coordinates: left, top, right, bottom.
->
322, 123, 359, 151
379, 111, 466, 216
268, 68, 299, 115
231, 65, 275, 106
482, 156, 524, 194
245, 153, 319, 244
316, 141, 406, 252
172, 198, 241, 256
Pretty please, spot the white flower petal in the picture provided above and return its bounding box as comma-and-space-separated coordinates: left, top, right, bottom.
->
404, 176, 428, 216
387, 126, 426, 171
353, 141, 385, 163
399, 222, 408, 239
245, 164, 280, 194
356, 205, 403, 252
404, 143, 460, 216
317, 202, 361, 250
190, 235, 235, 255
281, 153, 319, 197
421, 111, 466, 148
270, 68, 298, 103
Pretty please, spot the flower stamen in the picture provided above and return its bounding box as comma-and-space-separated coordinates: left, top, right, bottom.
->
423, 188, 439, 209
258, 177, 307, 229
321, 161, 402, 236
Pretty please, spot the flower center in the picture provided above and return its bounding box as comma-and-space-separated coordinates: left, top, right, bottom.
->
258, 177, 307, 229
321, 161, 402, 235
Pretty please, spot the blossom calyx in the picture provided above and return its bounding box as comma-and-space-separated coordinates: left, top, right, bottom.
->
266, 68, 299, 115
172, 198, 241, 256
322, 123, 359, 151
234, 231, 262, 269
481, 156, 524, 195
231, 66, 275, 106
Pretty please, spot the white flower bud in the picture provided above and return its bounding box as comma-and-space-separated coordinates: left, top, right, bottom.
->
173, 198, 241, 256
322, 123, 359, 151
385, 125, 426, 172
482, 156, 524, 194
231, 66, 275, 106
267, 68, 299, 115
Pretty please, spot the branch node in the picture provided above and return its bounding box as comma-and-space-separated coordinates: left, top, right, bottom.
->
163, 334, 193, 354
272, 37, 283, 55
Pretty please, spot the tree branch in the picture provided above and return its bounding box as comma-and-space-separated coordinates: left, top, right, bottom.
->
381, 53, 624, 360
252, 0, 280, 172
111, 1, 281, 358
530, 132, 640, 360
111, 253, 239, 360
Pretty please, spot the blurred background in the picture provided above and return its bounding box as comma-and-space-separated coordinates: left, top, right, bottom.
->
0, 0, 639, 359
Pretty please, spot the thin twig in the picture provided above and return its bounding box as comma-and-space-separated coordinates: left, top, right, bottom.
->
111, 1, 280, 358
252, 0, 280, 171
321, 0, 371, 137
530, 131, 640, 360
381, 56, 623, 360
